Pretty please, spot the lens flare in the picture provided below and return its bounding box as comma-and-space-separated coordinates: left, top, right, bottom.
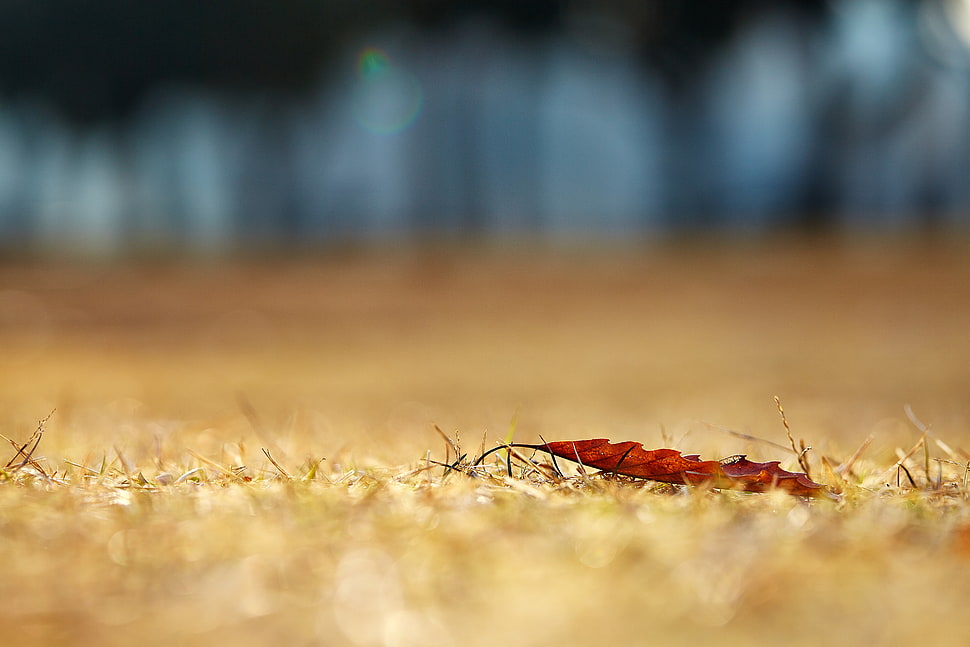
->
352, 47, 423, 135
357, 47, 390, 80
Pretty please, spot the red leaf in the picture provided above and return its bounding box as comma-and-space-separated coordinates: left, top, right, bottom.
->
488, 438, 829, 497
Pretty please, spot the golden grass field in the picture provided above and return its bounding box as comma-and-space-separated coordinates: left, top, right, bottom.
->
2, 237, 970, 646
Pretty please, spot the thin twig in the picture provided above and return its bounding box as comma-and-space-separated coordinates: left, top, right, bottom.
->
700, 421, 792, 454
775, 396, 812, 478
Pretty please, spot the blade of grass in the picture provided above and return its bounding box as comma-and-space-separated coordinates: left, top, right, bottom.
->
186, 449, 238, 479
433, 424, 458, 466
837, 433, 874, 477
538, 434, 563, 478
935, 438, 969, 463
238, 393, 286, 459
820, 455, 845, 492
882, 433, 927, 483
64, 460, 100, 477
262, 448, 292, 479
503, 412, 518, 447
175, 467, 204, 484
3, 410, 53, 475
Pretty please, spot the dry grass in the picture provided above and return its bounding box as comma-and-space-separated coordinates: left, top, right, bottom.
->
2, 237, 970, 646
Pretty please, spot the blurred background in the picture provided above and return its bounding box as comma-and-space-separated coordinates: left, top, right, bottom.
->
0, 0, 969, 256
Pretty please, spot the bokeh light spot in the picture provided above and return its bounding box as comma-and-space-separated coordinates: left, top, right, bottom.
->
357, 47, 391, 80
352, 47, 423, 135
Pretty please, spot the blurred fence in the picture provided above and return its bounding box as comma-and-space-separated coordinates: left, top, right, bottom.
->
1, 0, 969, 254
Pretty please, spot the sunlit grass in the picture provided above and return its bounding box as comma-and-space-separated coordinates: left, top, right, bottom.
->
3, 419, 970, 647
2, 239, 970, 646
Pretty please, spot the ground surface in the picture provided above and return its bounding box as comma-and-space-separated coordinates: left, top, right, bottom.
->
2, 237, 970, 646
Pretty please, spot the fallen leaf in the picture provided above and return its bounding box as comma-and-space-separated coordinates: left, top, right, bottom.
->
476, 438, 830, 497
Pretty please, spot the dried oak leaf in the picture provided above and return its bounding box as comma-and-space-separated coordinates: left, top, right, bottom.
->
478, 438, 830, 497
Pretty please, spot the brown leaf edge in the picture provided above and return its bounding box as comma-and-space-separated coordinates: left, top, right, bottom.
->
474, 438, 834, 498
